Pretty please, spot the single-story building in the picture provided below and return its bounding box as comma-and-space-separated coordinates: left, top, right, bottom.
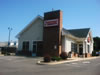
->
16, 10, 93, 57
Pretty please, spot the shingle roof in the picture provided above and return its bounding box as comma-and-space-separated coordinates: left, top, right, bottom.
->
62, 28, 90, 38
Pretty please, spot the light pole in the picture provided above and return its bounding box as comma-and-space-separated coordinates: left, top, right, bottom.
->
8, 27, 13, 45
7, 27, 12, 55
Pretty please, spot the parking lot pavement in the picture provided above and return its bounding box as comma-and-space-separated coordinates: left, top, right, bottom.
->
0, 56, 44, 75
0, 56, 100, 75
0, 56, 43, 64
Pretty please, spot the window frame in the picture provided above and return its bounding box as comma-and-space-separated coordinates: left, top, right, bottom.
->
71, 42, 77, 53
22, 41, 29, 51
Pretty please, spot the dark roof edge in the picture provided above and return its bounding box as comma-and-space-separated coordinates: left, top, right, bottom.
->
67, 28, 90, 31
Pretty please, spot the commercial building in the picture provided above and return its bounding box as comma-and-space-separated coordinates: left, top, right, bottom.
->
16, 10, 93, 57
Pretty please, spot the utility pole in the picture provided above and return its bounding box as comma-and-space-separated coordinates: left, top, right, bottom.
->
8, 27, 13, 44
7, 27, 12, 55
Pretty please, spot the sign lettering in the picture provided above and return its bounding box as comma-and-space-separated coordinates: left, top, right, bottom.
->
44, 19, 58, 27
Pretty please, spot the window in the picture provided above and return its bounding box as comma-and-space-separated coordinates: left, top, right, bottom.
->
74, 44, 77, 53
79, 44, 83, 55
79, 44, 83, 48
22, 41, 29, 51
33, 41, 37, 53
71, 43, 77, 53
71, 43, 74, 52
88, 45, 90, 53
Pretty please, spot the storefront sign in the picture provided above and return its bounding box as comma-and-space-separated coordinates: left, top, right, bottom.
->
44, 19, 58, 27
87, 37, 90, 43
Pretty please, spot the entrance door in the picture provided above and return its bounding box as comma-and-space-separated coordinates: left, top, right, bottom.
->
79, 44, 83, 55
32, 41, 43, 56
37, 41, 43, 56
32, 41, 37, 56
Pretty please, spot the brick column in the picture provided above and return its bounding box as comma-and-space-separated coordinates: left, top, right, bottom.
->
43, 10, 63, 56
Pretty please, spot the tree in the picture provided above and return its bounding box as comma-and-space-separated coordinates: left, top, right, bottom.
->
93, 37, 100, 51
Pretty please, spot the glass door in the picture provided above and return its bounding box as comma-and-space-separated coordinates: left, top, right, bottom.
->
32, 41, 37, 56
79, 44, 83, 55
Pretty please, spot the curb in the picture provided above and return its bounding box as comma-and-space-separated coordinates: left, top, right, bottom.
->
0, 55, 4, 56
37, 57, 100, 65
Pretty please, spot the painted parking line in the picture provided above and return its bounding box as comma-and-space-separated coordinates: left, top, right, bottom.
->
82, 61, 90, 64
65, 61, 91, 67
6, 59, 13, 60
65, 64, 80, 67
65, 63, 80, 67
71, 63, 78, 65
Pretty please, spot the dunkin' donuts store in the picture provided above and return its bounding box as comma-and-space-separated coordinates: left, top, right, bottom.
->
16, 10, 94, 57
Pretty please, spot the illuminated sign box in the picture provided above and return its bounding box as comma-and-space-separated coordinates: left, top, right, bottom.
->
44, 19, 58, 27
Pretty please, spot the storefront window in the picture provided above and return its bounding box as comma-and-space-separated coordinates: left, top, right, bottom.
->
71, 43, 77, 53
88, 45, 90, 53
79, 44, 83, 55
22, 41, 29, 51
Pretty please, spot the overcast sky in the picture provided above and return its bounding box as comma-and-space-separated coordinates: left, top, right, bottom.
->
0, 0, 100, 42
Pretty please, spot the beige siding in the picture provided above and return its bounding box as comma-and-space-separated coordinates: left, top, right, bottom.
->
18, 18, 43, 51
62, 36, 65, 51
64, 36, 76, 53
84, 31, 94, 54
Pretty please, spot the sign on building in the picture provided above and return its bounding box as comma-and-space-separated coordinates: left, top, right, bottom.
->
44, 19, 58, 27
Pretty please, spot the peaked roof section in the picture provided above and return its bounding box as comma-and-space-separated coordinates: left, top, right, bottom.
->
16, 15, 43, 38
16, 14, 90, 39
62, 28, 90, 38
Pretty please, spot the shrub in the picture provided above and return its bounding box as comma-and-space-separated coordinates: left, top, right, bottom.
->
43, 55, 51, 62
60, 52, 68, 60
51, 56, 62, 61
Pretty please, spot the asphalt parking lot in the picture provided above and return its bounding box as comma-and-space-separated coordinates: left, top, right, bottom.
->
0, 56, 100, 75
0, 56, 43, 75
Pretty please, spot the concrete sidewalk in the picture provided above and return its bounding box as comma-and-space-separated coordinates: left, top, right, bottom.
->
37, 56, 100, 65
0, 52, 4, 56
0, 55, 4, 56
